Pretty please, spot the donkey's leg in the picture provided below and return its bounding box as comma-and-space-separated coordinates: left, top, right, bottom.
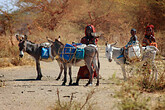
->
93, 57, 100, 86
74, 77, 80, 85
36, 60, 42, 80
56, 63, 64, 80
154, 65, 158, 82
88, 66, 94, 86
152, 62, 158, 82
86, 64, 94, 86
72, 67, 84, 86
68, 67, 72, 85
95, 63, 100, 86
62, 64, 67, 86
121, 64, 127, 81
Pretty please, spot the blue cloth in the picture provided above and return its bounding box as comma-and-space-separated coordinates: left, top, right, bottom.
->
72, 42, 82, 46
117, 54, 124, 59
125, 35, 139, 48
41, 47, 49, 59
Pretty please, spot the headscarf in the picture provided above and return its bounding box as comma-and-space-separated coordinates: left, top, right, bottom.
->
85, 25, 96, 36
145, 25, 154, 36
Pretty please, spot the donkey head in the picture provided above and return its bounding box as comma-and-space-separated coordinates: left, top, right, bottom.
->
16, 34, 28, 58
105, 42, 117, 62
46, 36, 64, 57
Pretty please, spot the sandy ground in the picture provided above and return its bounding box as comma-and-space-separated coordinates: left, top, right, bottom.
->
0, 53, 125, 110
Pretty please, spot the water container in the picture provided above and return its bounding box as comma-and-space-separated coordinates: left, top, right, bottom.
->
60, 43, 76, 61
128, 44, 141, 60
76, 48, 85, 59
41, 47, 49, 59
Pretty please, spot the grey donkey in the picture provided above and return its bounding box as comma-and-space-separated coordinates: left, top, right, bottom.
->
47, 37, 100, 86
16, 34, 64, 80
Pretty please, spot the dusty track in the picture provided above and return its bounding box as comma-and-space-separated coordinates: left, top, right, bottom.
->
0, 53, 124, 110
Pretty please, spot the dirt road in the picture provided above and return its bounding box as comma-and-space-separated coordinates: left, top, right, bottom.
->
0, 53, 124, 110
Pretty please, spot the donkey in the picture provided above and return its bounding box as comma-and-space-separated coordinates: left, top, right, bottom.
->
105, 42, 159, 81
16, 34, 65, 80
47, 37, 100, 86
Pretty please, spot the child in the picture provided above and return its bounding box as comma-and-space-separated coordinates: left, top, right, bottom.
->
118, 28, 139, 63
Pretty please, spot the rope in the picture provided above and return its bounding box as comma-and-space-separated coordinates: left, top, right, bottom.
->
132, 45, 138, 59
57, 46, 77, 64
68, 47, 77, 63
129, 44, 142, 62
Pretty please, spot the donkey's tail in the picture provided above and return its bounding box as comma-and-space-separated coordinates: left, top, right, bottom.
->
96, 49, 100, 70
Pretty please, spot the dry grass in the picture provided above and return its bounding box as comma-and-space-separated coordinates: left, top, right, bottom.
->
115, 73, 165, 110
114, 54, 165, 110
50, 88, 96, 110
155, 31, 165, 56
0, 36, 34, 67
136, 59, 165, 92
116, 89, 150, 110
0, 1, 165, 69
153, 95, 165, 110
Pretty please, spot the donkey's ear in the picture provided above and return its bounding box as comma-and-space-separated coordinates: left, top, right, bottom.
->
58, 36, 61, 41
46, 37, 53, 43
15, 34, 19, 41
112, 42, 117, 46
24, 35, 27, 40
105, 41, 108, 46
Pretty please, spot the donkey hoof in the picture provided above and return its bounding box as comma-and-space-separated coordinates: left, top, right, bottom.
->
62, 83, 66, 86
96, 81, 99, 86
85, 83, 92, 86
72, 83, 79, 86
69, 82, 72, 86
85, 83, 89, 86
36, 77, 42, 80
56, 78, 60, 80
36, 78, 41, 80
96, 83, 99, 86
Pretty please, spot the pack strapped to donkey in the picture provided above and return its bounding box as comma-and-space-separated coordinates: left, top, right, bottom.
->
124, 43, 142, 63
58, 43, 86, 64
40, 42, 54, 62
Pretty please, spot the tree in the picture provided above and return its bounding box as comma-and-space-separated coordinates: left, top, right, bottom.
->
16, 0, 69, 31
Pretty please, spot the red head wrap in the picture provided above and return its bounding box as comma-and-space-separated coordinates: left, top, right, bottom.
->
85, 25, 96, 36
145, 25, 154, 36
